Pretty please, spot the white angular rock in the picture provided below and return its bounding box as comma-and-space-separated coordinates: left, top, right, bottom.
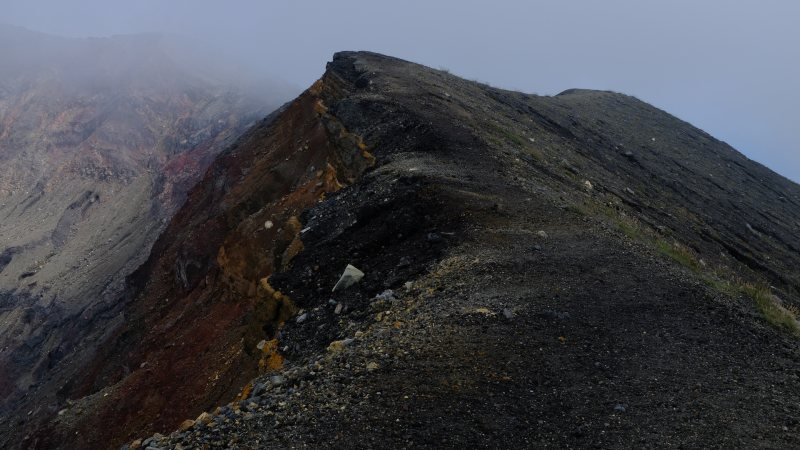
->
374, 289, 394, 301
332, 264, 365, 292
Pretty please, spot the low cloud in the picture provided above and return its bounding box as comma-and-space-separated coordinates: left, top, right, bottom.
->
4, 0, 798, 181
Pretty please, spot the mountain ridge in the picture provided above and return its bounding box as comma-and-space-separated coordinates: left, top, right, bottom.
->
6, 50, 800, 448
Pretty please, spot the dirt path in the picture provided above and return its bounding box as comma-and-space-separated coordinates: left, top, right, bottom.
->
142, 186, 800, 449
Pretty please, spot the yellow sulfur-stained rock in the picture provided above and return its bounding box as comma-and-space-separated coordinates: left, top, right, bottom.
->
237, 383, 253, 401
257, 339, 284, 372
327, 338, 354, 353
474, 307, 495, 316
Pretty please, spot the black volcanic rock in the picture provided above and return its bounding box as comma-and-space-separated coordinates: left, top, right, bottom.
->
9, 51, 800, 449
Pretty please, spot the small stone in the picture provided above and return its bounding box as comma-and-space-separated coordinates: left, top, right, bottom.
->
327, 338, 354, 352
583, 180, 593, 191
251, 383, 266, 397
404, 281, 413, 290
536, 230, 548, 239
130, 440, 142, 449
264, 220, 273, 230
614, 404, 627, 413
366, 362, 380, 371
296, 313, 308, 324
332, 264, 365, 292
426, 232, 442, 243
502, 308, 514, 319
196, 412, 213, 425
334, 303, 343, 314
256, 340, 267, 351
541, 310, 570, 320
328, 299, 337, 306
397, 256, 411, 268
270, 375, 286, 386
374, 289, 395, 301
179, 419, 195, 431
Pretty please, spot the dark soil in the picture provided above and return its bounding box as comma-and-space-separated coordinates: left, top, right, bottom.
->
146, 176, 800, 449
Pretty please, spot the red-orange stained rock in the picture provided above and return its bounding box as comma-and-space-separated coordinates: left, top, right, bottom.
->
50, 77, 375, 449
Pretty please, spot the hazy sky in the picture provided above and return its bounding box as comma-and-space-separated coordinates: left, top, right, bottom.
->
4, 0, 800, 181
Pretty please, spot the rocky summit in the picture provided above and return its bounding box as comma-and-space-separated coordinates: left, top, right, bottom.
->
4, 50, 800, 449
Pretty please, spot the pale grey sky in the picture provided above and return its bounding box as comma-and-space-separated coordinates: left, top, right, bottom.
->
3, 0, 799, 181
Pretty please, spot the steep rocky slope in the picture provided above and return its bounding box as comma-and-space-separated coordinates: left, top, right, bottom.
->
12, 51, 800, 448
0, 25, 285, 439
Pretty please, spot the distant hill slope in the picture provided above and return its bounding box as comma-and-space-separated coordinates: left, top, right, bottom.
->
11, 51, 800, 449
0, 25, 287, 433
